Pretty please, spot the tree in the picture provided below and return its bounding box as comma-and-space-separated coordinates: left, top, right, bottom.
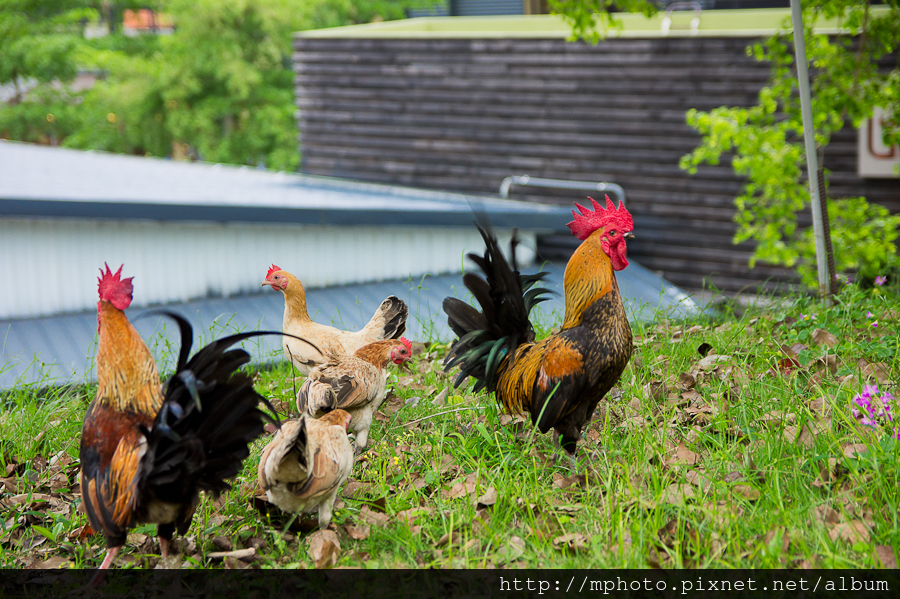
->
0, 0, 96, 143
547, 0, 656, 43
2, 0, 419, 170
679, 0, 900, 287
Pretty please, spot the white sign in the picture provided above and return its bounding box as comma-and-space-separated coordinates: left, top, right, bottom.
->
858, 107, 900, 178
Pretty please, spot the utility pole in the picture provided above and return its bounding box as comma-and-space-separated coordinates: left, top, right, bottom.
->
790, 0, 834, 306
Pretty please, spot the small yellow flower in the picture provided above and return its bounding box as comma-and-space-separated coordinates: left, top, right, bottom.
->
107, 113, 117, 123
45, 113, 55, 123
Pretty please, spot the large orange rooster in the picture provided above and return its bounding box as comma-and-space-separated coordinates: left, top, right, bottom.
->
79, 264, 279, 578
443, 197, 634, 458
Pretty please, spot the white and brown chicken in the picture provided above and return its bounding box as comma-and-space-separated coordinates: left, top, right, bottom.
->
257, 410, 354, 529
261, 265, 407, 375
297, 338, 412, 451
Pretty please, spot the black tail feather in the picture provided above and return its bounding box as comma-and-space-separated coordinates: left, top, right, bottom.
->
442, 223, 554, 393
377, 296, 408, 339
137, 313, 326, 505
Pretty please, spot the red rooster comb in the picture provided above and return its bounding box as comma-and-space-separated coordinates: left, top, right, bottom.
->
400, 337, 412, 353
266, 264, 282, 278
97, 263, 134, 310
566, 195, 634, 241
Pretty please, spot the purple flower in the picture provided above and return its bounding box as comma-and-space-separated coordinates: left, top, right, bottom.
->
872, 321, 879, 328
867, 311, 874, 318
853, 385, 899, 435
875, 275, 887, 287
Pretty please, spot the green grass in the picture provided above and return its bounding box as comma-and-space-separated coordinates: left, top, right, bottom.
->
1, 280, 898, 570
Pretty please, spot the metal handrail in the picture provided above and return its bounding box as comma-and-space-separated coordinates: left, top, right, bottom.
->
661, 2, 702, 35
499, 175, 626, 205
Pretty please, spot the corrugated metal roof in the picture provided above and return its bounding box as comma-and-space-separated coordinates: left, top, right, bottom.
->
0, 260, 699, 390
0, 141, 571, 230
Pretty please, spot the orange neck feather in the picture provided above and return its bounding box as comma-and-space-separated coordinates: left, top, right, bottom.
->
561, 230, 615, 329
354, 340, 400, 369
280, 272, 311, 322
95, 301, 163, 415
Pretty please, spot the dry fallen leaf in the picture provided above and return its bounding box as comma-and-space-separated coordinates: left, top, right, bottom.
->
343, 523, 370, 541
359, 505, 390, 527
659, 484, 696, 506
828, 521, 869, 544
341, 480, 372, 499
858, 360, 890, 384
677, 372, 697, 390
684, 469, 712, 491
307, 530, 341, 569
732, 485, 760, 501
33, 556, 73, 569
813, 505, 842, 526
874, 545, 897, 568
761, 526, 790, 554
552, 533, 589, 554
496, 536, 526, 564
207, 547, 256, 561
476, 486, 497, 509
442, 472, 479, 500
435, 530, 464, 548
698, 354, 730, 371
811, 328, 837, 348
665, 442, 700, 466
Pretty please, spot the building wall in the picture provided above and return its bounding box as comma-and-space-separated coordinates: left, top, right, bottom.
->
293, 35, 900, 293
0, 217, 532, 319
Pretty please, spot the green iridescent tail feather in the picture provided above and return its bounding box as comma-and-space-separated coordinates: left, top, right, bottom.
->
442, 224, 554, 393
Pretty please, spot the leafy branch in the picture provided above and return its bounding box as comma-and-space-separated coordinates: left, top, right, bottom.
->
679, 0, 900, 287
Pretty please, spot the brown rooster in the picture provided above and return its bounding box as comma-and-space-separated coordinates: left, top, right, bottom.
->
296, 338, 412, 450
257, 410, 354, 529
79, 264, 279, 577
261, 265, 407, 375
443, 197, 634, 458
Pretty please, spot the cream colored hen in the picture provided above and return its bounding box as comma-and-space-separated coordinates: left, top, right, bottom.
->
261, 265, 407, 375
257, 410, 354, 530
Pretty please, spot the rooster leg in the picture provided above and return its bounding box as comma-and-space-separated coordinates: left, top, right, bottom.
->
157, 522, 176, 558
97, 545, 121, 570
159, 536, 172, 558
85, 545, 121, 588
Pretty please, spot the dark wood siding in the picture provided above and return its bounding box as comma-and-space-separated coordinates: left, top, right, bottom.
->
293, 36, 900, 293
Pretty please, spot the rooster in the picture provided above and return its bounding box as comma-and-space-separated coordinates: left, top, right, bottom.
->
257, 410, 354, 529
443, 197, 634, 458
80, 264, 280, 576
261, 265, 407, 375
296, 338, 412, 451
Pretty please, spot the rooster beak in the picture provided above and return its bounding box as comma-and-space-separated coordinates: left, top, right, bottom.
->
624, 232, 635, 240
261, 280, 270, 288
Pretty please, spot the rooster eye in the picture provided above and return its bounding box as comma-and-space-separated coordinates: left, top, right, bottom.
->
610, 231, 617, 237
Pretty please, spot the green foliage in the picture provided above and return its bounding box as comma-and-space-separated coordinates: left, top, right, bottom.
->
1, 0, 420, 170
547, 0, 657, 43
0, 0, 96, 143
679, 1, 900, 288
798, 198, 899, 285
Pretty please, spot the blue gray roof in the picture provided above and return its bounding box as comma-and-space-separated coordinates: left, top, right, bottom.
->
0, 260, 699, 390
0, 141, 571, 230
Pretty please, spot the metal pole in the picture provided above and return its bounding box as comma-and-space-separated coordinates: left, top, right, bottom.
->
790, 0, 832, 305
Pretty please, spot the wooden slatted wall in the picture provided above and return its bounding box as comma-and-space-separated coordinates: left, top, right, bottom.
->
293, 36, 900, 293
